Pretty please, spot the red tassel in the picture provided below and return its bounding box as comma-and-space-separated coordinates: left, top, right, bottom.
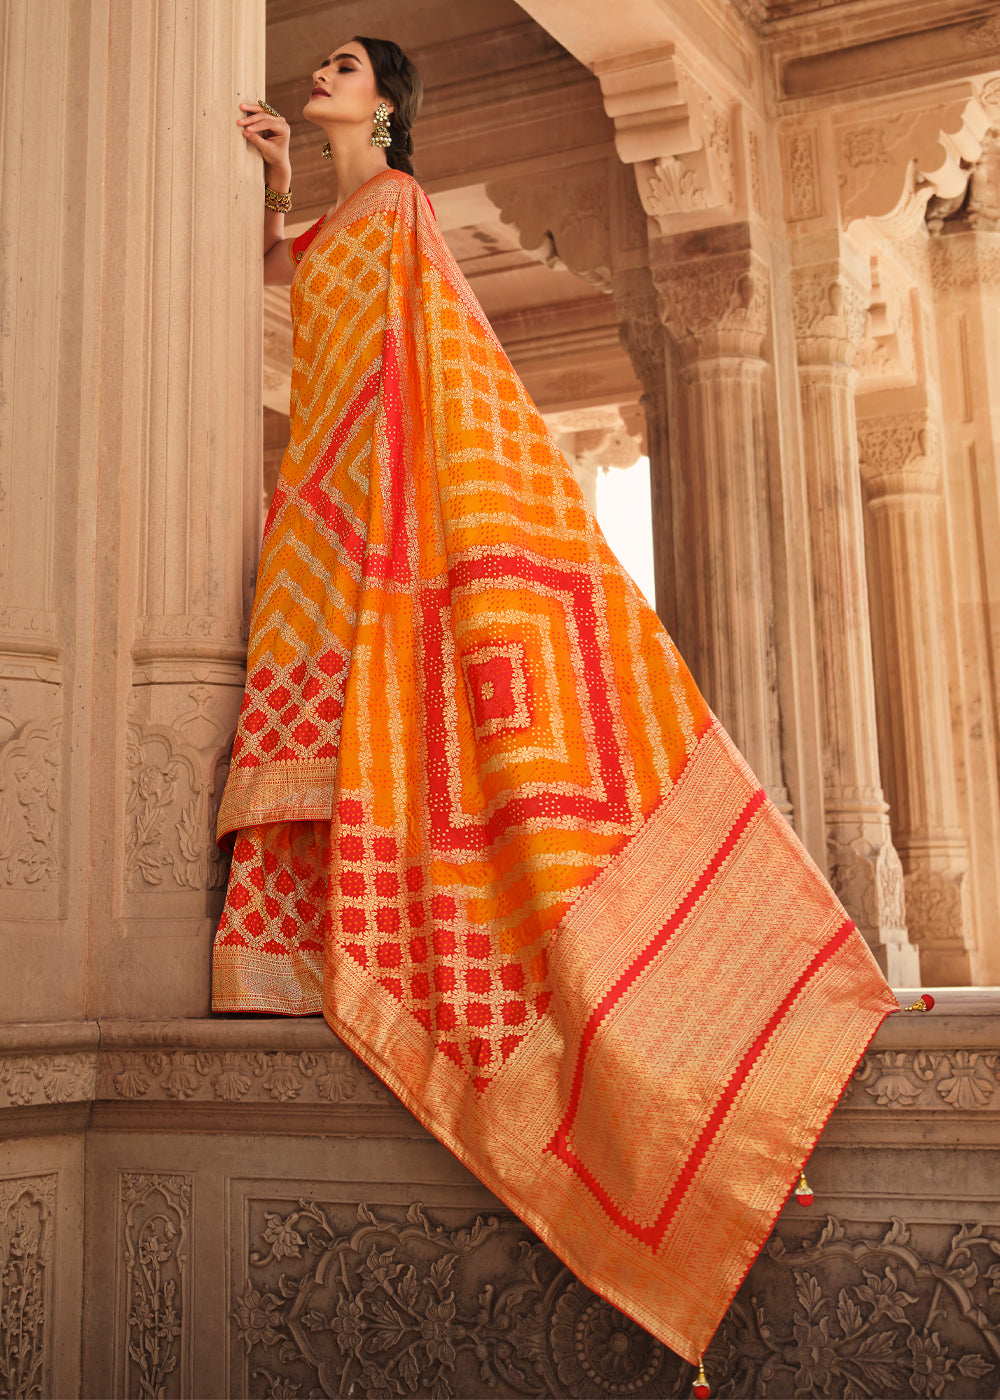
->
693, 1358, 711, 1398
902, 993, 935, 1012
795, 1170, 814, 1207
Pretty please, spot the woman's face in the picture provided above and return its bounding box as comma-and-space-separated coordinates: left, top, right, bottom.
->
304, 40, 390, 128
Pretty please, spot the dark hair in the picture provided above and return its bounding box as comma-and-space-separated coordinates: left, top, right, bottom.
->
353, 36, 422, 177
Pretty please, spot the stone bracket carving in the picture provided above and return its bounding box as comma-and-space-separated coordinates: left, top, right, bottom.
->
485, 163, 613, 291
594, 49, 739, 234
837, 93, 993, 240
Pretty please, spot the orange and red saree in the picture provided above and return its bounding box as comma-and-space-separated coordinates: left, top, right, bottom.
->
213, 167, 898, 1363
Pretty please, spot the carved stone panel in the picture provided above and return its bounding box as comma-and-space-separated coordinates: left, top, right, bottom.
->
781, 126, 822, 223
229, 1193, 693, 1399
117, 1171, 193, 1400
124, 719, 231, 908
710, 1216, 1000, 1398
0, 1173, 56, 1400
227, 1189, 1000, 1398
0, 715, 61, 916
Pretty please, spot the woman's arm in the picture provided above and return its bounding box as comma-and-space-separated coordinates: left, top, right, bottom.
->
238, 100, 295, 286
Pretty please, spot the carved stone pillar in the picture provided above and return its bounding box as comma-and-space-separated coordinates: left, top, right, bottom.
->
90, 0, 265, 1014
614, 267, 672, 620
857, 411, 973, 984
929, 225, 1000, 985
651, 241, 790, 812
791, 253, 918, 981
0, 0, 72, 1007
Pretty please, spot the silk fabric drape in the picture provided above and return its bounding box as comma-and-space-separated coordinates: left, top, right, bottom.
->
213, 168, 897, 1362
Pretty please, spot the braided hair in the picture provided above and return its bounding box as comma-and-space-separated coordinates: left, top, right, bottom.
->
353, 36, 423, 177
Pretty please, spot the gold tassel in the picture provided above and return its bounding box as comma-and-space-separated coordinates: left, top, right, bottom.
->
901, 993, 935, 1011
795, 1169, 814, 1206
693, 1357, 711, 1398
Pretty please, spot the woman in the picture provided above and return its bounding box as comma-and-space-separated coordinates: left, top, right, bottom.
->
216, 36, 900, 1377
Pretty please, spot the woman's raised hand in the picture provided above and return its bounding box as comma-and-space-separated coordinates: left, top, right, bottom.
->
237, 100, 291, 174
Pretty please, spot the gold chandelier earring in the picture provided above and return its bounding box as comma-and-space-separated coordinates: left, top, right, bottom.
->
371, 102, 392, 149
321, 141, 332, 160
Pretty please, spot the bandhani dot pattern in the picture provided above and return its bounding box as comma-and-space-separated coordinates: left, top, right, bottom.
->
213, 169, 899, 1362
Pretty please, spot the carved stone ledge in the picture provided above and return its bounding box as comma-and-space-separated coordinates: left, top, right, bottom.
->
847, 1047, 1000, 1113
0, 1023, 99, 1113
96, 1044, 391, 1109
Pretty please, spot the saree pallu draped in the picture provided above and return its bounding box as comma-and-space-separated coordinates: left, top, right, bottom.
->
213, 167, 897, 1363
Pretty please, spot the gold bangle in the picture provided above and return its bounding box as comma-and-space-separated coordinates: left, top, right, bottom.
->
264, 184, 291, 213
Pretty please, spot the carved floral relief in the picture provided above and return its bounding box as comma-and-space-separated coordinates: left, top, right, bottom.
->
0, 1174, 56, 1400
230, 1195, 1000, 1399
791, 264, 870, 363
0, 717, 60, 892
118, 1172, 192, 1400
782, 128, 821, 222
98, 1046, 389, 1106
125, 718, 231, 895
231, 1198, 691, 1399
711, 1216, 999, 1398
654, 252, 770, 359
849, 1049, 1000, 1112
0, 1052, 96, 1110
